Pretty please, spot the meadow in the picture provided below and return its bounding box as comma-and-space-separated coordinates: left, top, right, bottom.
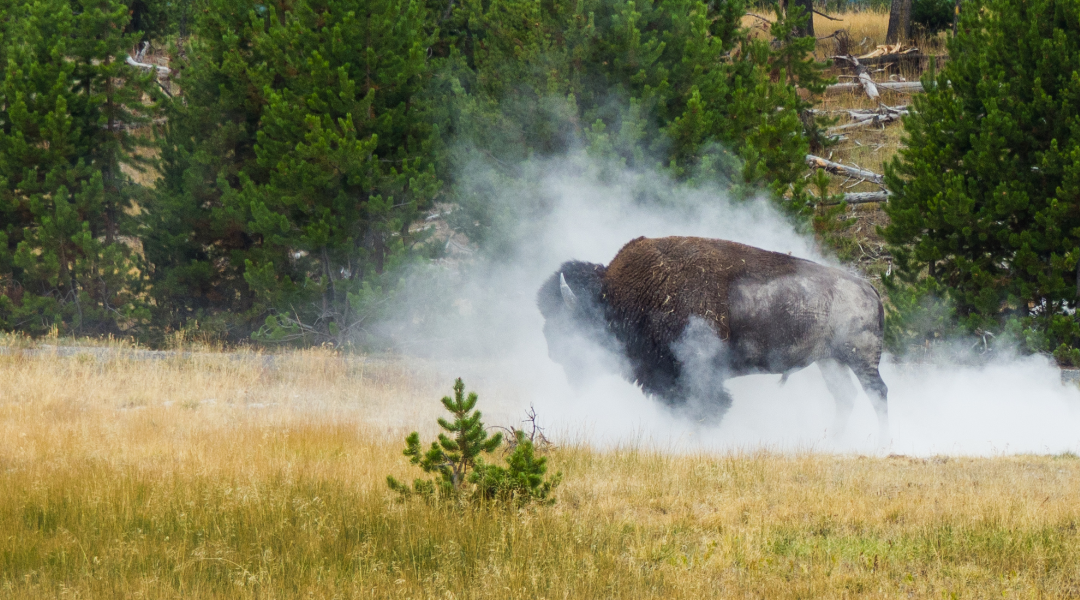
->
2, 339, 1079, 598
5, 12, 1074, 599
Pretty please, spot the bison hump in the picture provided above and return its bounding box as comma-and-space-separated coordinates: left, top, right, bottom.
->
602, 236, 801, 342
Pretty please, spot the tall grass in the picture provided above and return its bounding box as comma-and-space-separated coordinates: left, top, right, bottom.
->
2, 341, 1079, 597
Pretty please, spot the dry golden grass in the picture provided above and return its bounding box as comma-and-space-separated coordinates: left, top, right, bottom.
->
744, 9, 947, 59
3, 338, 1079, 598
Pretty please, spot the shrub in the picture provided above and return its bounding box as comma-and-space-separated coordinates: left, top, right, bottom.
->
911, 0, 955, 35
387, 378, 561, 505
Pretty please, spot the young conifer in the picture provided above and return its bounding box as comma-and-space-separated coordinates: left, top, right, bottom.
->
388, 378, 503, 496
883, 0, 1080, 357
388, 378, 560, 504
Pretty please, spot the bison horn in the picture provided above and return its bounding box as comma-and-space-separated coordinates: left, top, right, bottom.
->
559, 273, 578, 308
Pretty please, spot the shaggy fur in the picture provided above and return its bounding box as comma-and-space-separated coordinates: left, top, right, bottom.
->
539, 236, 889, 437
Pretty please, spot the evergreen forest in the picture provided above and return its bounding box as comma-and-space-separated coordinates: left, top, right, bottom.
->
2, 0, 1080, 361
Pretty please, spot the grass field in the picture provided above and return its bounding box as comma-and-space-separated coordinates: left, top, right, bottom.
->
0, 19, 1046, 596
2, 341, 1080, 598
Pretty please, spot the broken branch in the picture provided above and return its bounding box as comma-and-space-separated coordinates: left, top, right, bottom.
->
812, 7, 843, 21
825, 81, 924, 94
819, 191, 892, 205
126, 55, 171, 75
806, 154, 885, 186
825, 108, 908, 134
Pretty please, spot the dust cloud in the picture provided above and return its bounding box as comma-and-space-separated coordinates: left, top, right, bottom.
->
380, 153, 1080, 456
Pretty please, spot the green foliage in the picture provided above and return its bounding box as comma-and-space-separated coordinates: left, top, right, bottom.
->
147, 0, 440, 344
3, 0, 834, 344
881, 271, 959, 355
125, 0, 196, 40
387, 378, 560, 505
0, 0, 158, 335
883, 0, 1080, 357
439, 0, 832, 245
807, 169, 856, 260
472, 431, 562, 504
911, 0, 955, 35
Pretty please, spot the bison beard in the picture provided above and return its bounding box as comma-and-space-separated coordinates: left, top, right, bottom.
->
538, 236, 890, 442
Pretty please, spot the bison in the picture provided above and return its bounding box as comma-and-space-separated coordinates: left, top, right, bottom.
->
537, 236, 889, 441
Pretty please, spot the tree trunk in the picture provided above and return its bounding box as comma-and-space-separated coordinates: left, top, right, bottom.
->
792, 0, 815, 38
805, 154, 886, 185
824, 81, 924, 94
885, 0, 912, 44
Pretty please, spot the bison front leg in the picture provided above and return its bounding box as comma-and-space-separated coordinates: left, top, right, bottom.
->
639, 369, 734, 425
671, 317, 734, 425
680, 381, 734, 426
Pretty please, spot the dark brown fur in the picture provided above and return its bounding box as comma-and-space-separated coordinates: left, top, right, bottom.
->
538, 236, 888, 436
604, 236, 804, 341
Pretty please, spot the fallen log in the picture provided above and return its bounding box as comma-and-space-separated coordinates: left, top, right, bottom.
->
855, 43, 909, 59
833, 191, 891, 204
825, 81, 924, 95
825, 109, 908, 134
858, 53, 945, 70
831, 55, 880, 102
806, 191, 891, 206
126, 55, 171, 75
805, 155, 885, 186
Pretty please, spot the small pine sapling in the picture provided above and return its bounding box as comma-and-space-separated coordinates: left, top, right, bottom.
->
472, 431, 562, 505
387, 378, 502, 497
387, 379, 560, 504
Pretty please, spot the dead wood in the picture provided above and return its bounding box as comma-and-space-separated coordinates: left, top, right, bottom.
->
824, 191, 892, 205
825, 106, 909, 134
125, 55, 170, 75
830, 55, 881, 102
806, 154, 885, 186
858, 53, 940, 69
856, 43, 915, 59
812, 7, 843, 21
825, 81, 924, 95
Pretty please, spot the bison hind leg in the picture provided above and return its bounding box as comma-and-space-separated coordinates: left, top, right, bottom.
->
853, 367, 890, 446
819, 359, 858, 438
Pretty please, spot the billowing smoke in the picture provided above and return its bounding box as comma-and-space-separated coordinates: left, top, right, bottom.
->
376, 153, 1080, 456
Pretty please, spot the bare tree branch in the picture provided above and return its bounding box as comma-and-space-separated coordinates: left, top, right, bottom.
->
806, 154, 885, 186
125, 55, 170, 75
825, 81, 924, 94
812, 7, 843, 21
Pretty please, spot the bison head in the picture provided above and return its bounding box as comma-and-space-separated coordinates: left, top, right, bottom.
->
537, 261, 621, 386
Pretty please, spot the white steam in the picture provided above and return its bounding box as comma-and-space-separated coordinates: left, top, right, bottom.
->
381, 153, 1080, 456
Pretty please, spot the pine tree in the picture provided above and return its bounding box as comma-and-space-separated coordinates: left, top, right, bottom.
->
242, 0, 439, 345
147, 0, 440, 344
388, 378, 560, 504
883, 0, 1080, 356
440, 0, 831, 247
388, 378, 504, 496
0, 0, 157, 335
145, 0, 276, 337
